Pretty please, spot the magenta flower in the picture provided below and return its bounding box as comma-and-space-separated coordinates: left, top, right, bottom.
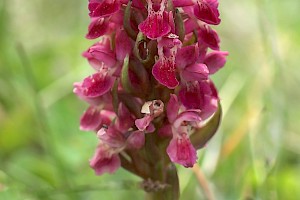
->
84, 34, 133, 74
176, 45, 209, 82
86, 0, 125, 40
167, 132, 198, 167
73, 70, 115, 105
138, 0, 171, 40
152, 34, 182, 88
194, 0, 221, 25
135, 100, 164, 131
163, 94, 200, 167
179, 80, 219, 120
75, 0, 228, 196
204, 51, 228, 74
80, 106, 114, 131
198, 24, 220, 50
88, 0, 121, 18
86, 17, 110, 39
89, 143, 121, 175
83, 37, 116, 70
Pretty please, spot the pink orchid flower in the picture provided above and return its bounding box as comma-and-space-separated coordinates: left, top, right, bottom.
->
80, 106, 115, 131
76, 0, 227, 179
164, 94, 200, 167
89, 143, 121, 175
138, 0, 172, 39
73, 69, 115, 105
152, 34, 182, 88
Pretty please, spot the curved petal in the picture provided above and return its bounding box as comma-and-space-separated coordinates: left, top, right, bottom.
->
86, 17, 109, 39
173, 110, 201, 128
152, 58, 179, 89
88, 38, 117, 68
97, 126, 126, 148
80, 106, 102, 131
173, 0, 194, 7
179, 80, 219, 120
115, 103, 135, 132
166, 134, 197, 167
182, 63, 209, 81
138, 0, 171, 39
176, 45, 199, 69
74, 72, 115, 99
194, 0, 221, 25
198, 24, 220, 50
178, 82, 204, 109
89, 0, 120, 18
127, 130, 145, 149
115, 29, 133, 61
167, 94, 180, 123
204, 51, 228, 74
135, 115, 153, 131
89, 144, 121, 175
158, 123, 173, 137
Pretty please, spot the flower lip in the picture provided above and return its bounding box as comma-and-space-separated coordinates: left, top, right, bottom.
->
89, 144, 121, 175
138, 0, 171, 39
74, 71, 115, 102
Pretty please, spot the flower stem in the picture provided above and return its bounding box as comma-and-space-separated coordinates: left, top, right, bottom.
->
144, 164, 179, 200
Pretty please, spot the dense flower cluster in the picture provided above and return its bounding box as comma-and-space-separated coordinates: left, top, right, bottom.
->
74, 0, 227, 176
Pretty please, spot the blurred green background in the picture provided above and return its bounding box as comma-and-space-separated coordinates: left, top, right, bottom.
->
0, 0, 300, 199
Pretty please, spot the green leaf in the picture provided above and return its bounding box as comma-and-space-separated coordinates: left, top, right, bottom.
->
174, 9, 185, 42
123, 0, 137, 39
133, 32, 157, 67
112, 78, 119, 114
121, 55, 133, 93
190, 102, 222, 149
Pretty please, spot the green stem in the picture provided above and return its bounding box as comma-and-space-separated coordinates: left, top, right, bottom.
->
144, 164, 179, 200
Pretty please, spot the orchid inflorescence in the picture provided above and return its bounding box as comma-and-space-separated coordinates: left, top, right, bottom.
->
74, 0, 227, 180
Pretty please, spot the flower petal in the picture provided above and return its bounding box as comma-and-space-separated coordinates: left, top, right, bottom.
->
89, 0, 120, 18
178, 82, 203, 110
152, 58, 179, 89
88, 39, 117, 68
176, 45, 199, 69
97, 126, 126, 148
194, 0, 221, 25
167, 94, 180, 123
198, 24, 220, 50
166, 134, 197, 167
135, 115, 153, 131
89, 144, 121, 175
182, 63, 209, 81
204, 51, 228, 74
173, 110, 201, 128
173, 0, 194, 7
179, 80, 219, 120
115, 29, 133, 61
80, 106, 102, 131
74, 72, 115, 98
115, 103, 135, 132
86, 17, 109, 39
138, 0, 171, 39
158, 124, 173, 137
127, 130, 145, 149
